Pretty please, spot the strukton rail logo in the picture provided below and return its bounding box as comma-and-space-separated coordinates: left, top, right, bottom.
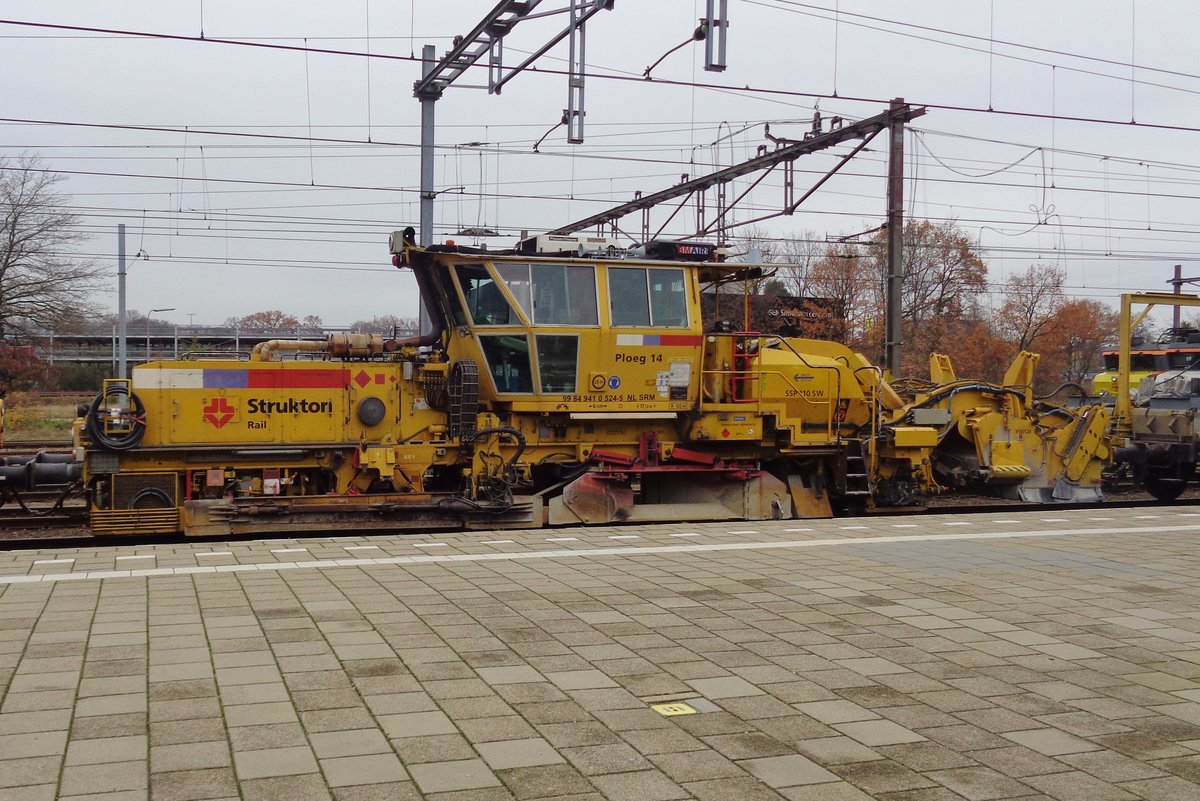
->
202, 397, 236, 429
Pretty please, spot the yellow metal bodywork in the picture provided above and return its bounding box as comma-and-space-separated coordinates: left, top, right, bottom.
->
78, 248, 1117, 536
878, 352, 1111, 502
132, 361, 413, 447
1116, 292, 1200, 428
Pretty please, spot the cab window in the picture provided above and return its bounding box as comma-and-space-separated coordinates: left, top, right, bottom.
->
1169, 352, 1200, 370
536, 335, 579, 393
497, 262, 598, 326
533, 264, 598, 325
608, 267, 688, 327
479, 334, 532, 393
608, 268, 651, 326
1132, 354, 1158, 371
495, 263, 532, 321
649, 268, 687, 327
456, 264, 516, 326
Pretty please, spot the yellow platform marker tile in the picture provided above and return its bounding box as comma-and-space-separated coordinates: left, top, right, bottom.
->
651, 702, 698, 717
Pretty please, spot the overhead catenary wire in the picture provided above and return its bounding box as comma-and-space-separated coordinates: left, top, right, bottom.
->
0, 10, 1195, 321
3, 19, 1200, 135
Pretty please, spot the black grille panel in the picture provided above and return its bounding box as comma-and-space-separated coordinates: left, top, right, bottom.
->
112, 473, 178, 510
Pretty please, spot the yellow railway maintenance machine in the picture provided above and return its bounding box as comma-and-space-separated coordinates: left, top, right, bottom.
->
76, 229, 1113, 537
1111, 292, 1200, 501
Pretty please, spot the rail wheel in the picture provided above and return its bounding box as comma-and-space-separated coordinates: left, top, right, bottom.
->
1144, 461, 1194, 503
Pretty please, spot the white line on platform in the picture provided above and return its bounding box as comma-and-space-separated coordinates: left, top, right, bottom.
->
344, 545, 381, 551
943, 522, 971, 526
1134, 515, 1163, 519
271, 548, 308, 554
670, 533, 700, 537
546, 537, 577, 542
1088, 517, 1113, 521
783, 528, 813, 532
841, 526, 868, 530
727, 530, 759, 535
115, 555, 154, 561
892, 524, 918, 528
992, 520, 1020, 524
32, 559, 73, 565
196, 552, 233, 557
6, 522, 1200, 585
412, 543, 448, 548
481, 540, 515, 545
609, 535, 640, 540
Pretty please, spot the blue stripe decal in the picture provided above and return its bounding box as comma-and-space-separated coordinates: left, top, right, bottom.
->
203, 369, 249, 389
643, 335, 660, 346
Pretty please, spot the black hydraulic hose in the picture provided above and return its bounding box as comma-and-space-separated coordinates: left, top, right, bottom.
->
467, 426, 527, 468
1035, 382, 1092, 401
86, 386, 147, 451
410, 263, 447, 347
905, 383, 1026, 412
3, 481, 82, 516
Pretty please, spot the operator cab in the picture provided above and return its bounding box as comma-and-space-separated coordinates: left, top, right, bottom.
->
393, 229, 721, 414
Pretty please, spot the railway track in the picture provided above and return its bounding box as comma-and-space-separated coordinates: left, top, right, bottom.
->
1, 439, 74, 454
0, 494, 1195, 552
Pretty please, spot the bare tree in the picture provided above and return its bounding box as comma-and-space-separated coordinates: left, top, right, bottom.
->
859, 220, 989, 373
230, 310, 301, 331
725, 227, 825, 298
863, 220, 989, 328
994, 264, 1065, 352
0, 155, 101, 339
805, 243, 876, 347
350, 314, 419, 335
772, 230, 826, 297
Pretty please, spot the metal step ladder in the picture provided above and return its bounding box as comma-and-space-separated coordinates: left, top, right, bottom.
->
842, 438, 873, 497
448, 360, 480, 440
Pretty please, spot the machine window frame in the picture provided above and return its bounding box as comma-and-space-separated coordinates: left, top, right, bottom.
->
607, 266, 689, 328
496, 261, 599, 327
607, 267, 651, 327
648, 267, 689, 328
478, 334, 535, 395
534, 334, 580, 394
454, 263, 522, 327
494, 262, 533, 322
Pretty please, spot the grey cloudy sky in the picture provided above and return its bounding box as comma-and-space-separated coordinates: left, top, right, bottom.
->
2, 0, 1197, 328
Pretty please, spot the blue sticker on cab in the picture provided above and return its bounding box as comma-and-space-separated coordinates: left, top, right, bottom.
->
608, 376, 622, 389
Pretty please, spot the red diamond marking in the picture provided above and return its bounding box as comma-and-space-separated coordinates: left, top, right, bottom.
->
721, 428, 731, 438
354, 370, 371, 388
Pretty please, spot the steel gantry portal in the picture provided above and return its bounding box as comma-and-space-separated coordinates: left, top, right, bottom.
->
411, 1, 617, 246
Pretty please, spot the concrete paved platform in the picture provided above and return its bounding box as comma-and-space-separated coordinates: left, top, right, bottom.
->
2, 506, 1200, 800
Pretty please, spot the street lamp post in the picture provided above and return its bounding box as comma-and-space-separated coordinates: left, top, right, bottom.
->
147, 307, 175, 363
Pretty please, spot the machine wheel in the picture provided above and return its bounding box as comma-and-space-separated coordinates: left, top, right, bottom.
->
1144, 461, 1194, 503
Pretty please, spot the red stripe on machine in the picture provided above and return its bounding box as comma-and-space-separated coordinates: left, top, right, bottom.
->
247, 370, 351, 389
659, 335, 703, 346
